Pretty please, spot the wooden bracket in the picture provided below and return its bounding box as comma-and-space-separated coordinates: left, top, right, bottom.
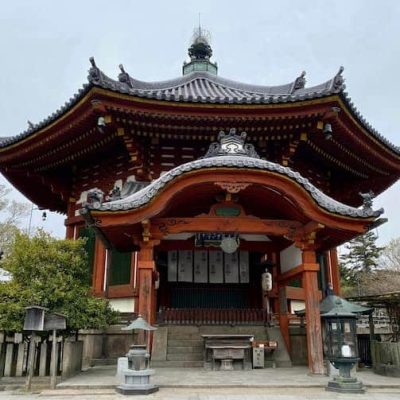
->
214, 182, 251, 194
142, 219, 151, 242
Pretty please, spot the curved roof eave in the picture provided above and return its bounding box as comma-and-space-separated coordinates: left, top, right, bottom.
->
0, 83, 92, 149
339, 91, 400, 155
83, 155, 383, 220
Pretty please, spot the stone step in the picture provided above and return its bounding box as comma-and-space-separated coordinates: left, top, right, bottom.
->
168, 339, 203, 347
91, 358, 117, 366
167, 346, 203, 354
151, 360, 203, 368
166, 352, 203, 361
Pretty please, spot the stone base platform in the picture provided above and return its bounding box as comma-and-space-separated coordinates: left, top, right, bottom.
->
54, 365, 400, 390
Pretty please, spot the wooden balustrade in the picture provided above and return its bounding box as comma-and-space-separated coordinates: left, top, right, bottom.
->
159, 308, 268, 325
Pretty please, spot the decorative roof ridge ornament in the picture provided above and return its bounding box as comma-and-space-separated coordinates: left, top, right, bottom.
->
202, 128, 260, 159
88, 57, 101, 83
292, 71, 306, 92
359, 190, 383, 215
118, 64, 133, 88
332, 66, 345, 91
86, 187, 105, 208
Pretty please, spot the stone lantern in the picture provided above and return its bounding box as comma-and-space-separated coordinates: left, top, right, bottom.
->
321, 298, 365, 393
116, 315, 158, 395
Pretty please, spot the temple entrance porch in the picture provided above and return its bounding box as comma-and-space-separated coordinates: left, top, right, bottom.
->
79, 161, 376, 374
132, 219, 328, 374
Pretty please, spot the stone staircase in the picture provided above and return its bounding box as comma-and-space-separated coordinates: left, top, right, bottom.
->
151, 324, 292, 368
152, 326, 204, 368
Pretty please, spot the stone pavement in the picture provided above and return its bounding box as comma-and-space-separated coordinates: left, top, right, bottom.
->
1, 366, 400, 400
56, 365, 400, 389
2, 387, 400, 400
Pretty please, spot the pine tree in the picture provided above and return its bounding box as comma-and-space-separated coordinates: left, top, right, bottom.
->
340, 230, 384, 290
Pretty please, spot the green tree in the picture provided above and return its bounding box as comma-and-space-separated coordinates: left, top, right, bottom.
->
340, 230, 384, 295
0, 184, 30, 281
0, 230, 118, 332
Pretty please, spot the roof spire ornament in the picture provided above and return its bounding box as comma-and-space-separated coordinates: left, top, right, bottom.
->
183, 24, 218, 76
189, 25, 213, 60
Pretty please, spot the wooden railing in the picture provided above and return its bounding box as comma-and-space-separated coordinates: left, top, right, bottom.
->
159, 308, 268, 325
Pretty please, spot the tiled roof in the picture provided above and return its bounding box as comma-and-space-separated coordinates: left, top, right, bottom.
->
89, 60, 344, 104
83, 155, 384, 219
0, 59, 398, 156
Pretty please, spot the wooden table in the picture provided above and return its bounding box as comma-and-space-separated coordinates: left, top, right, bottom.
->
202, 334, 254, 370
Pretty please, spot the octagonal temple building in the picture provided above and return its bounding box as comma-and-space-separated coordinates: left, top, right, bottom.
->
1, 31, 399, 373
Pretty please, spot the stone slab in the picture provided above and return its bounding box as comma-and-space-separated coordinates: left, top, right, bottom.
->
115, 384, 159, 395
266, 327, 292, 367
151, 326, 168, 361
116, 357, 128, 382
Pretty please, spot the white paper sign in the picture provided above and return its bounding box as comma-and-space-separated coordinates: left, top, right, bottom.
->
194, 250, 208, 283
239, 251, 250, 283
168, 251, 178, 282
209, 251, 224, 283
224, 252, 239, 283
178, 250, 193, 282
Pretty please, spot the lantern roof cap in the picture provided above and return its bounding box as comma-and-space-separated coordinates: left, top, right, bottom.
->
321, 295, 373, 315
296, 294, 373, 317
25, 305, 49, 311
121, 315, 157, 331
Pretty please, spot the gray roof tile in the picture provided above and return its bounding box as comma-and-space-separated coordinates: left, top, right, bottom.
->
1, 62, 398, 156
84, 155, 383, 219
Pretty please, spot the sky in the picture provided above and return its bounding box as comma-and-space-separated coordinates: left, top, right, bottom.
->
0, 0, 399, 246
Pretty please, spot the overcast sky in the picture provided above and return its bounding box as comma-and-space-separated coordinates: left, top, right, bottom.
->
0, 0, 399, 245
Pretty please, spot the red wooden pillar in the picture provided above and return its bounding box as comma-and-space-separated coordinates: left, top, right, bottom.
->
329, 248, 341, 296
278, 286, 291, 353
92, 239, 106, 295
65, 225, 74, 239
137, 241, 158, 325
302, 248, 324, 375
65, 200, 76, 239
